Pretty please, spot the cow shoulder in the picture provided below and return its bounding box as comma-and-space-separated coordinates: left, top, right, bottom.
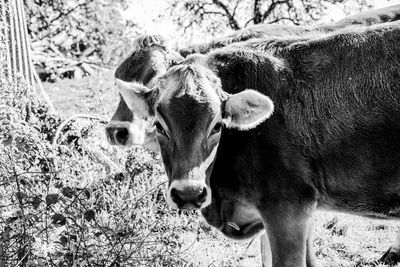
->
286, 21, 400, 80
204, 47, 290, 95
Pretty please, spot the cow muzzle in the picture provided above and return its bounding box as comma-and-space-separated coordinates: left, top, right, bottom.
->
105, 121, 145, 147
167, 180, 212, 210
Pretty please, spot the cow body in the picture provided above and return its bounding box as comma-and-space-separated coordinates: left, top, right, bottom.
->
153, 21, 400, 267
179, 4, 400, 56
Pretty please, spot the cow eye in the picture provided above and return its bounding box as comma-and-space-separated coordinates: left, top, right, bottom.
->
210, 122, 222, 136
155, 122, 167, 136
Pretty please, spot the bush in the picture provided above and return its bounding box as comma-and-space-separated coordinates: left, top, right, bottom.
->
0, 73, 203, 266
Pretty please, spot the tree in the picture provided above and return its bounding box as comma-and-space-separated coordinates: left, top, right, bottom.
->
167, 0, 374, 39
24, 0, 139, 66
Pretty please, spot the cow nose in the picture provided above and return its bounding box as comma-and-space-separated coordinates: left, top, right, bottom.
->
170, 187, 208, 210
105, 126, 129, 146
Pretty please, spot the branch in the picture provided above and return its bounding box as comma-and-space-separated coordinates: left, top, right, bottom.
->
32, 62, 55, 114
253, 0, 263, 24
261, 0, 289, 23
203, 11, 226, 16
48, 2, 89, 25
52, 114, 108, 146
232, 1, 240, 18
211, 0, 241, 30
268, 17, 300, 25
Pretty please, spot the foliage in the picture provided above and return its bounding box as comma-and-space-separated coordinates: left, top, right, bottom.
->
0, 73, 205, 266
166, 0, 374, 38
24, 0, 139, 66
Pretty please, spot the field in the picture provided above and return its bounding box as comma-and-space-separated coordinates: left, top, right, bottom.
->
35, 70, 400, 266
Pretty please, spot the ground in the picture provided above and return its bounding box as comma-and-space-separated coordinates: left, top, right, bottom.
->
41, 70, 400, 267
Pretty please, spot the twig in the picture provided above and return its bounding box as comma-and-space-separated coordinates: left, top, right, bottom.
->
32, 61, 55, 114
51, 114, 108, 146
51, 114, 123, 173
85, 145, 124, 173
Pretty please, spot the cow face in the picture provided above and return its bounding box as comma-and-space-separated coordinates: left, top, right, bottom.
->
106, 35, 183, 151
154, 63, 274, 210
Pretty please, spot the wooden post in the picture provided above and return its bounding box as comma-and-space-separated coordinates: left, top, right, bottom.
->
1, 0, 55, 112
0, 0, 34, 86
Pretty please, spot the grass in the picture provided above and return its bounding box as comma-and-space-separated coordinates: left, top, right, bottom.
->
40, 70, 400, 267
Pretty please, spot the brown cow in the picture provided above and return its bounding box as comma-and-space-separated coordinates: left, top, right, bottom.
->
105, 35, 184, 151
106, 4, 400, 153
119, 21, 400, 266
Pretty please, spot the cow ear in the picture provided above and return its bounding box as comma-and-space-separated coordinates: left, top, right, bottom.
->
115, 79, 152, 118
222, 89, 274, 130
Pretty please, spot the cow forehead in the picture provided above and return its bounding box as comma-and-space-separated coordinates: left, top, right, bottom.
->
156, 64, 222, 114
161, 96, 216, 135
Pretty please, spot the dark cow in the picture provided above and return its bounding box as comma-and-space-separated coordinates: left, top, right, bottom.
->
106, 4, 400, 154
179, 4, 400, 56
120, 21, 400, 266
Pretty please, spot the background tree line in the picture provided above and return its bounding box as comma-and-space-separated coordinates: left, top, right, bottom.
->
25, 0, 374, 76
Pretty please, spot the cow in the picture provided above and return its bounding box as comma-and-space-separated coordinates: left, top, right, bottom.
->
105, 35, 184, 151
105, 5, 400, 267
179, 4, 400, 56
106, 4, 400, 154
118, 21, 400, 266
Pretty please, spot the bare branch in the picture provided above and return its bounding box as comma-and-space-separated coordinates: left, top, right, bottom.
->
232, 1, 240, 17
211, 0, 241, 29
262, 0, 289, 23
253, 0, 262, 24
269, 17, 300, 25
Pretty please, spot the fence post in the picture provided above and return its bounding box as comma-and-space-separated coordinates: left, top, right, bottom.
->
1, 0, 55, 113
1, 0, 34, 86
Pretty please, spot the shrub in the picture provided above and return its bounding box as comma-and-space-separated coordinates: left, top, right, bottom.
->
0, 73, 202, 266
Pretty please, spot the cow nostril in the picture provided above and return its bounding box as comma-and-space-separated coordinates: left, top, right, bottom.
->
170, 188, 183, 206
115, 128, 129, 144
170, 187, 208, 208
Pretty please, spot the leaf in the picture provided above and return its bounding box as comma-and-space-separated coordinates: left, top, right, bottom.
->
60, 235, 68, 246
52, 213, 66, 225
2, 135, 13, 146
45, 194, 59, 206
61, 186, 74, 198
15, 192, 28, 199
32, 196, 42, 209
84, 209, 95, 222
83, 189, 91, 199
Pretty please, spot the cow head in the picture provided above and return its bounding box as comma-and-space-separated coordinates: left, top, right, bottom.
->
105, 34, 183, 151
151, 63, 274, 210
107, 48, 270, 239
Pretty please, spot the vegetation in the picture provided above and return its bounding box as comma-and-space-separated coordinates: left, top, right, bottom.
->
2, 1, 400, 266
0, 72, 195, 266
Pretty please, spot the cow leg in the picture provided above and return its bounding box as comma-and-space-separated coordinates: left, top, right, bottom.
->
380, 230, 400, 264
260, 202, 315, 267
260, 233, 272, 267
260, 227, 318, 267
306, 220, 318, 267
